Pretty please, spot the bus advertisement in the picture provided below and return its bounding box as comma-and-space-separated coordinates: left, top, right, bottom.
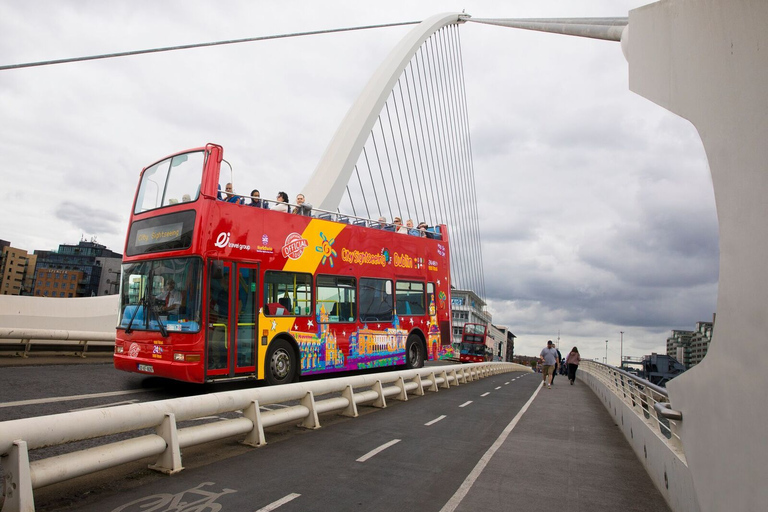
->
459, 323, 491, 363
113, 144, 454, 384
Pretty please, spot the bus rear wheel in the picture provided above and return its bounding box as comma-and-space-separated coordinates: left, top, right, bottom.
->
405, 335, 425, 369
266, 339, 297, 385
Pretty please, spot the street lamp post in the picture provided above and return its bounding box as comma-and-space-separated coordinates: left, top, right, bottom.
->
620, 331, 624, 368
605, 340, 608, 365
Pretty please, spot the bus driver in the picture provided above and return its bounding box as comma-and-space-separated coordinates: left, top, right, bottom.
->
156, 278, 182, 315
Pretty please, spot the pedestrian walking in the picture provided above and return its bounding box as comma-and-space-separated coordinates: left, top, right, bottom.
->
551, 347, 562, 385
566, 346, 581, 385
539, 340, 559, 389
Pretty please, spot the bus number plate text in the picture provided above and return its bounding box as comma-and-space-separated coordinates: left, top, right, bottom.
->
138, 364, 154, 373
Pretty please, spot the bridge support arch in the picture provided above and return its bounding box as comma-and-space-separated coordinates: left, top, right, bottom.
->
303, 12, 464, 211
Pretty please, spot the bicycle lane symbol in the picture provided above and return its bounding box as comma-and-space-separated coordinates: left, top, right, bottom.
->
111, 481, 237, 512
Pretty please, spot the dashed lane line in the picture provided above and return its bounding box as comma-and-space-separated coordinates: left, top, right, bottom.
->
425, 415, 447, 426
481, 392, 490, 397
254, 493, 301, 512
459, 401, 473, 408
357, 439, 401, 462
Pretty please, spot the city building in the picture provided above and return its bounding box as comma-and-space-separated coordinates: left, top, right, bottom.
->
33, 240, 122, 297
666, 314, 715, 369
34, 268, 84, 298
0, 242, 38, 296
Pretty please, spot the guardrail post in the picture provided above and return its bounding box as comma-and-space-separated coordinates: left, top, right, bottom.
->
22, 338, 31, 358
78, 339, 89, 358
439, 370, 450, 389
372, 380, 387, 408
450, 369, 459, 386
300, 391, 321, 429
411, 373, 425, 396
242, 400, 267, 447
1, 440, 35, 512
459, 368, 468, 384
341, 385, 359, 417
394, 376, 408, 401
428, 372, 439, 392
149, 413, 183, 474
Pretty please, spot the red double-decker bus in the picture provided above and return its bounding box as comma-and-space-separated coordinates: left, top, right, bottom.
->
459, 323, 491, 363
114, 143, 454, 384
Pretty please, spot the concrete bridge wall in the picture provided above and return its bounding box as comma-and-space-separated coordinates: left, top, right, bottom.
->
0, 295, 118, 335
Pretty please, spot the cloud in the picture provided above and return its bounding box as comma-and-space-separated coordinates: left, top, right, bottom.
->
54, 202, 123, 235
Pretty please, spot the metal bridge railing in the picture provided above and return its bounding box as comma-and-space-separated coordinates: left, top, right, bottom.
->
0, 328, 114, 358
578, 360, 684, 451
0, 362, 528, 512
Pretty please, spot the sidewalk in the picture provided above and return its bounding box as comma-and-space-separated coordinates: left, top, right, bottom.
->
454, 373, 672, 512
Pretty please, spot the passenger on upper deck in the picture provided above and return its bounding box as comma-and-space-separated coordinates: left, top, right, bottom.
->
394, 217, 407, 234
417, 222, 430, 238
274, 192, 290, 212
293, 194, 313, 216
249, 189, 269, 209
181, 194, 192, 202
223, 183, 244, 204
406, 219, 420, 236
374, 216, 387, 229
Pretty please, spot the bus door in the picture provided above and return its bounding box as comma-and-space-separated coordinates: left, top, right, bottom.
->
206, 260, 259, 378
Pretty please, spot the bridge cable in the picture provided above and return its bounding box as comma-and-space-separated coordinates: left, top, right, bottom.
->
384, 102, 411, 221
0, 21, 421, 71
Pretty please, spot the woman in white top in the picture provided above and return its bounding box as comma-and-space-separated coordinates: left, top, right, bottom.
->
273, 191, 290, 213
394, 217, 408, 234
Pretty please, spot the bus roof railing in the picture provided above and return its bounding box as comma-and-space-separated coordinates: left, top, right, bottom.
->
227, 192, 444, 239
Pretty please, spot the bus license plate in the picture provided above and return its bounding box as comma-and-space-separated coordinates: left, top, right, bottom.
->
138, 364, 154, 373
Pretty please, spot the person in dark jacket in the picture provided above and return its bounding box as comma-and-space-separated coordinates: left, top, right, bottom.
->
248, 189, 269, 209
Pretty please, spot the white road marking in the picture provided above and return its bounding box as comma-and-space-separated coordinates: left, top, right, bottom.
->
495, 386, 501, 390
481, 392, 490, 397
0, 388, 158, 409
69, 399, 139, 411
459, 401, 472, 408
440, 382, 544, 512
357, 439, 401, 462
254, 493, 301, 512
505, 382, 510, 385
425, 415, 447, 426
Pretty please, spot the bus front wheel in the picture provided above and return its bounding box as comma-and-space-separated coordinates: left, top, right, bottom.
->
406, 335, 425, 369
266, 339, 297, 385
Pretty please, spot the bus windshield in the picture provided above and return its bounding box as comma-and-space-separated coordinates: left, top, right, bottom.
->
134, 151, 205, 214
118, 257, 202, 333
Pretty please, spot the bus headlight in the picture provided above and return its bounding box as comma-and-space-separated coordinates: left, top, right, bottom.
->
174, 353, 201, 362
115, 346, 124, 354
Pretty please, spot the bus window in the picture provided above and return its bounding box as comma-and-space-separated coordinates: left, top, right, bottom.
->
317, 275, 356, 322
264, 271, 312, 316
134, 151, 204, 214
396, 281, 425, 316
359, 278, 393, 322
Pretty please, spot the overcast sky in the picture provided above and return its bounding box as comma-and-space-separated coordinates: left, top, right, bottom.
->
0, 0, 718, 363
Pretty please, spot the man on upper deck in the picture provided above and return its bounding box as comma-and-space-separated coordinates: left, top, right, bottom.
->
293, 193, 313, 216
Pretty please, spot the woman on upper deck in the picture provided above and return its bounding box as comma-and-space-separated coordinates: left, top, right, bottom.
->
273, 191, 290, 213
